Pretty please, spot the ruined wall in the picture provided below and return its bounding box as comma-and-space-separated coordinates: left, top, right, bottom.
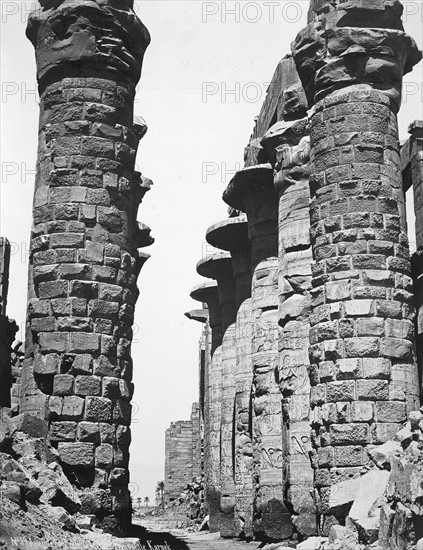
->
164, 419, 194, 503
20, 0, 152, 534
0, 238, 19, 408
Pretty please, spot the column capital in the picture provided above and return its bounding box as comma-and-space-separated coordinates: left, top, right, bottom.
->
292, 0, 422, 110
206, 215, 249, 253
26, 0, 150, 92
223, 165, 278, 264
190, 281, 222, 352
185, 309, 209, 324
206, 216, 252, 308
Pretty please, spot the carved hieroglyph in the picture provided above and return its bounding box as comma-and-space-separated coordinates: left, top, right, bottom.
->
292, 0, 422, 517
224, 165, 293, 540
22, 0, 151, 534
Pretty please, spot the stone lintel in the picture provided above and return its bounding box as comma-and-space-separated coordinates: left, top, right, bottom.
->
184, 309, 209, 324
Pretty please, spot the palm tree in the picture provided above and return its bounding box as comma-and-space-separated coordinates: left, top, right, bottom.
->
155, 481, 165, 507
136, 497, 141, 509
144, 496, 150, 508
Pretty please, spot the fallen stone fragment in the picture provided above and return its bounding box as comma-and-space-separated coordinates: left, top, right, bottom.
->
367, 441, 402, 470
296, 536, 327, 550
328, 477, 362, 517
1, 480, 23, 506
43, 504, 78, 532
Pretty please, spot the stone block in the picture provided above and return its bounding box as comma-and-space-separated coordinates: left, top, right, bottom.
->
100, 423, 115, 444
330, 423, 369, 445
116, 425, 130, 446
375, 401, 407, 423
39, 332, 68, 353
344, 300, 373, 317
69, 332, 100, 353
88, 299, 119, 319
31, 316, 56, 332
38, 280, 68, 299
325, 281, 350, 302
57, 316, 93, 332
345, 338, 379, 358
69, 280, 98, 299
350, 402, 373, 422
53, 374, 74, 395
102, 377, 120, 398
326, 381, 355, 402
77, 421, 100, 443
48, 396, 63, 419
99, 283, 123, 302
356, 318, 385, 337
113, 400, 131, 425
34, 353, 60, 375
75, 375, 101, 397
334, 445, 363, 467
356, 380, 389, 400
50, 233, 85, 248
69, 354, 92, 374
362, 358, 391, 379
380, 338, 413, 359
85, 396, 112, 422
78, 242, 104, 264
336, 359, 361, 379
95, 443, 113, 469
50, 421, 77, 442
62, 396, 84, 420
58, 442, 94, 468
93, 355, 120, 377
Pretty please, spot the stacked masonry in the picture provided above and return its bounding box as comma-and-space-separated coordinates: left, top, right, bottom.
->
292, 0, 421, 516
20, 0, 152, 535
176, 0, 423, 544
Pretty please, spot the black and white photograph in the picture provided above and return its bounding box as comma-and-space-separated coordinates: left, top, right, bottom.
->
0, 1, 423, 549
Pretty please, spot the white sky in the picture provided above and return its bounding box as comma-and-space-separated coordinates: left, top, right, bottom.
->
1, 1, 422, 502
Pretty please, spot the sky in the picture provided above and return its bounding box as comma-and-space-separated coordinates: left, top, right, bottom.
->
1, 0, 422, 502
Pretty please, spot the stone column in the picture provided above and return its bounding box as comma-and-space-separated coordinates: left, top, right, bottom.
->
224, 165, 292, 541
262, 113, 316, 537
190, 281, 222, 532
292, 0, 421, 520
206, 216, 253, 538
22, 0, 151, 534
405, 121, 423, 396
197, 253, 236, 536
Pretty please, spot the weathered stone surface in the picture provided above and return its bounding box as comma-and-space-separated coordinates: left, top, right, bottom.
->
58, 442, 95, 468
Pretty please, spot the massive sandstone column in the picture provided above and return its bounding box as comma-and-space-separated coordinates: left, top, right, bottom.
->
262, 115, 315, 536
22, 0, 151, 533
292, 0, 422, 519
206, 216, 253, 538
197, 253, 237, 536
404, 121, 423, 395
224, 166, 292, 540
190, 281, 222, 532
